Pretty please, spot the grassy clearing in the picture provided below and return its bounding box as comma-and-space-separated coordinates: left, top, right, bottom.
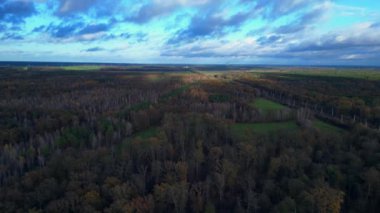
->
209, 94, 230, 102
251, 98, 287, 111
145, 74, 166, 82
120, 127, 161, 151
129, 101, 152, 112
160, 84, 190, 100
231, 121, 299, 139
134, 127, 160, 140
246, 69, 380, 80
313, 119, 344, 134
61, 66, 103, 71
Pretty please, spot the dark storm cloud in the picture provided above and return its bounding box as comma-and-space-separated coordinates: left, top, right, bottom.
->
0, 0, 36, 23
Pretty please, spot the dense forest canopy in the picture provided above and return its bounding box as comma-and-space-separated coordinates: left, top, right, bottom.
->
0, 66, 379, 212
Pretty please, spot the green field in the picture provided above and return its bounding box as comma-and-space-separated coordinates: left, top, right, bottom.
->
61, 65, 103, 71
256, 70, 380, 80
231, 121, 299, 139
160, 84, 190, 100
313, 119, 345, 134
209, 94, 230, 102
134, 127, 160, 139
129, 101, 152, 111
251, 98, 287, 111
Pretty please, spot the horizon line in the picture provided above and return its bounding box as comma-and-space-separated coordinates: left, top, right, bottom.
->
1, 60, 380, 69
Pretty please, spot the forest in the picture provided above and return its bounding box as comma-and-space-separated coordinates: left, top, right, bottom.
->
0, 65, 379, 213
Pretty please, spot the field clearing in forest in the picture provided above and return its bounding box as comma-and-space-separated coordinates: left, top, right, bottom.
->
313, 119, 345, 134
250, 98, 287, 111
61, 65, 104, 71
134, 127, 160, 140
247, 69, 380, 80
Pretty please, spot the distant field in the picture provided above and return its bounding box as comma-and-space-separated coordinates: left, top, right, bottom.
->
61, 65, 104, 71
231, 121, 299, 139
274, 70, 380, 80
251, 98, 287, 111
313, 119, 345, 134
135, 127, 160, 140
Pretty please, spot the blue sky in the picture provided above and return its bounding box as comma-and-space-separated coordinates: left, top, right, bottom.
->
0, 0, 379, 65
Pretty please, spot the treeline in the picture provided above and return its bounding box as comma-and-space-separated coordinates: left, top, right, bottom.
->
235, 73, 380, 129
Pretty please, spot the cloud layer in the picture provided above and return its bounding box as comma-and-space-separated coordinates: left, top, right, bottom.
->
0, 0, 379, 65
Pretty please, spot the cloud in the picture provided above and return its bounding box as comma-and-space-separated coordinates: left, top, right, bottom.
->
1, 32, 23, 40
84, 47, 104, 52
1, 0, 379, 65
126, 0, 211, 23
35, 21, 114, 41
76, 23, 109, 35
161, 20, 380, 65
0, 0, 36, 23
57, 0, 95, 15
257, 35, 283, 45
251, 1, 330, 38
274, 4, 327, 34
168, 9, 251, 44
162, 38, 260, 58
371, 22, 380, 28
288, 24, 380, 53
46, 22, 85, 38
55, 0, 123, 17
255, 0, 316, 19
167, 0, 327, 45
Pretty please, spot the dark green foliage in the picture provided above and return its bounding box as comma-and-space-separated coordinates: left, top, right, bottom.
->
56, 127, 90, 148
129, 101, 152, 112
160, 85, 190, 100
209, 94, 230, 102
0, 68, 379, 213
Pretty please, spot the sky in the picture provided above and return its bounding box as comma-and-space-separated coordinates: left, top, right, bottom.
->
0, 0, 379, 65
